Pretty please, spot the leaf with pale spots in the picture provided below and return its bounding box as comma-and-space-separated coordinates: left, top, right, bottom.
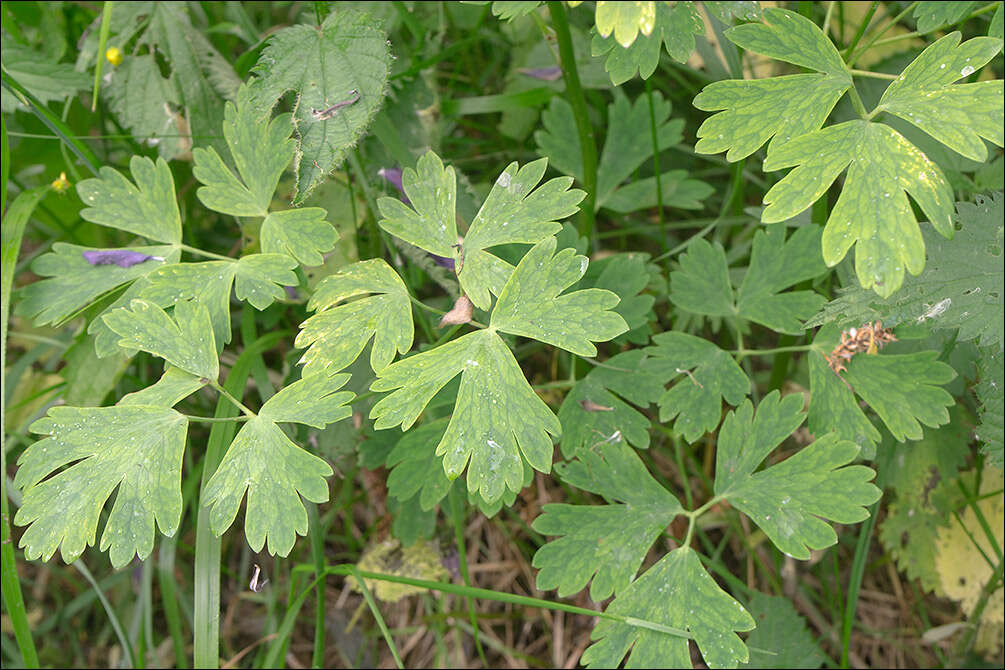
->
490, 237, 628, 357
377, 151, 458, 258
762, 120, 955, 298
119, 366, 208, 408
101, 298, 219, 380
14, 406, 188, 568
715, 393, 881, 560
193, 85, 295, 217
532, 441, 682, 601
234, 253, 298, 310
75, 155, 183, 244
594, 1, 656, 49
202, 373, 352, 555
877, 33, 1003, 162
15, 243, 179, 327
261, 208, 338, 266
370, 329, 560, 504
296, 259, 414, 375
694, 8, 852, 161
582, 547, 755, 668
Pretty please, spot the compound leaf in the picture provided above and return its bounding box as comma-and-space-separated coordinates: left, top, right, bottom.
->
591, 1, 704, 85
193, 85, 296, 217
877, 33, 1003, 162
715, 393, 881, 559
261, 208, 338, 266
101, 298, 218, 380
105, 54, 187, 160
377, 150, 458, 258
582, 547, 755, 668
14, 405, 187, 567
371, 329, 560, 504
645, 331, 750, 442
247, 9, 392, 204
762, 120, 955, 297
491, 237, 628, 356
385, 420, 453, 511
233, 253, 298, 310
15, 243, 177, 327
670, 238, 734, 317
736, 225, 827, 333
76, 155, 182, 244
556, 350, 664, 457
296, 259, 413, 375
203, 373, 351, 555
119, 366, 207, 408
532, 442, 682, 601
694, 8, 852, 161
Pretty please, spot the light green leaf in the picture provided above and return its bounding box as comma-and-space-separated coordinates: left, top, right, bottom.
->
460, 158, 584, 309
261, 208, 338, 266
0, 39, 90, 113
484, 1, 542, 21
715, 393, 881, 559
101, 298, 219, 380
583, 253, 657, 342
804, 192, 1004, 349
234, 253, 298, 310
371, 329, 560, 503
15, 243, 177, 327
377, 151, 458, 257
247, 10, 392, 204
762, 120, 955, 297
296, 259, 414, 375
591, 1, 704, 85
669, 238, 734, 317
703, 1, 763, 23
76, 156, 182, 244
119, 366, 207, 408
583, 547, 755, 668
532, 442, 682, 601
843, 351, 956, 442
913, 2, 978, 33
595, 1, 656, 48
992, 3, 1004, 40
877, 33, 1003, 162
491, 237, 628, 357
807, 324, 956, 443
645, 332, 751, 442
140, 261, 237, 348
694, 8, 852, 161
193, 85, 296, 217
386, 420, 453, 511
14, 406, 187, 567
557, 350, 664, 457
202, 373, 350, 555
105, 55, 187, 160
258, 372, 354, 428
976, 347, 1003, 468
736, 225, 826, 333
741, 592, 826, 669
202, 417, 332, 555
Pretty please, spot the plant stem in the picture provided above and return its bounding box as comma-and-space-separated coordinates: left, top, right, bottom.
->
645, 79, 666, 252
841, 501, 879, 668
549, 1, 597, 244
846, 1, 918, 67
843, 1, 879, 58
210, 381, 256, 417
179, 244, 234, 262
848, 69, 898, 80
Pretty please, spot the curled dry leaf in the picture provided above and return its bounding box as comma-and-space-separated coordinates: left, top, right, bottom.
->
439, 295, 473, 327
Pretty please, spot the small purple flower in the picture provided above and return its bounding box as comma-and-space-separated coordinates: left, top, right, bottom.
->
284, 285, 299, 300
377, 167, 410, 205
431, 254, 455, 271
517, 66, 563, 81
82, 249, 164, 268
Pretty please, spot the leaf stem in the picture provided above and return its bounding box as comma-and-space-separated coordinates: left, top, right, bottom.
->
210, 380, 256, 417
848, 69, 898, 80
183, 414, 252, 423
847, 85, 870, 119
179, 244, 234, 262
644, 79, 666, 252
842, 1, 880, 60
731, 344, 818, 357
548, 1, 597, 244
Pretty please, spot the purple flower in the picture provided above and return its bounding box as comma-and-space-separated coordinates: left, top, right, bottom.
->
431, 254, 455, 271
517, 66, 563, 81
82, 249, 164, 268
377, 167, 410, 205
284, 285, 299, 300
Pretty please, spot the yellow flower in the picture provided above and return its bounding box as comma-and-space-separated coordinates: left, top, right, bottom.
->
105, 47, 123, 67
51, 172, 71, 193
